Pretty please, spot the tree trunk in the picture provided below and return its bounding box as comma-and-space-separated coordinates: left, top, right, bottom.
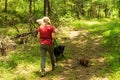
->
47, 0, 51, 17
5, 0, 7, 12
44, 0, 47, 16
97, 5, 101, 18
29, 0, 32, 15
104, 5, 110, 18
29, 0, 32, 32
4, 0, 8, 27
33, 0, 36, 14
44, 0, 51, 16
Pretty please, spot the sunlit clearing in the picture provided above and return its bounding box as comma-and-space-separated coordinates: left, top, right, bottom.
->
14, 63, 39, 75
85, 21, 101, 26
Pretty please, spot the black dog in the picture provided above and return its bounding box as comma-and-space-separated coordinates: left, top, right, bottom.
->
54, 45, 65, 62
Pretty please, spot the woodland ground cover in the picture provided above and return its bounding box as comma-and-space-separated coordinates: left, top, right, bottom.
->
0, 18, 120, 80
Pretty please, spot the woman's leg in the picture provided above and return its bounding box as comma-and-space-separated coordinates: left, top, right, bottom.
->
40, 45, 47, 75
47, 45, 55, 71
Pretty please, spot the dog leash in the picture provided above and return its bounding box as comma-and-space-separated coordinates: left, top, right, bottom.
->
53, 39, 58, 47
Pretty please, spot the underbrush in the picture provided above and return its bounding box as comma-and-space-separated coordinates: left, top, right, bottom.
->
0, 43, 40, 79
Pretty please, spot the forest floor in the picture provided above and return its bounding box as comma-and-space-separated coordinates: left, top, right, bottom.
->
39, 26, 108, 80
0, 26, 109, 80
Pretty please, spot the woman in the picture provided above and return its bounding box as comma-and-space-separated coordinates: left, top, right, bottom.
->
37, 17, 56, 77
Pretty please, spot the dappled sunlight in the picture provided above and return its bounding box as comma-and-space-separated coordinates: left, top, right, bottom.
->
57, 26, 73, 39
13, 63, 40, 79
84, 18, 112, 27
96, 57, 105, 63
0, 18, 120, 79
69, 31, 80, 39
85, 21, 101, 26
54, 20, 116, 80
0, 67, 15, 79
7, 28, 18, 36
0, 0, 120, 79
90, 56, 106, 66
0, 54, 10, 61
14, 63, 39, 75
89, 76, 108, 80
108, 71, 120, 80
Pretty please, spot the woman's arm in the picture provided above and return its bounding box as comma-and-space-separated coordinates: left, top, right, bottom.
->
52, 32, 56, 39
37, 32, 40, 39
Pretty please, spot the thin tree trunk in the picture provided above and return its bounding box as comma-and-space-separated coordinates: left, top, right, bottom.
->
48, 0, 51, 17
33, 0, 36, 14
4, 0, 8, 27
29, 0, 32, 32
5, 0, 7, 12
29, 0, 32, 15
97, 5, 101, 18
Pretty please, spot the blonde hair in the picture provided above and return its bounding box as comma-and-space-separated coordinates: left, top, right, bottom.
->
36, 19, 44, 25
42, 17, 51, 25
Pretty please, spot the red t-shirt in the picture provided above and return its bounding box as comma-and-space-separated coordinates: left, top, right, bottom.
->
38, 25, 55, 45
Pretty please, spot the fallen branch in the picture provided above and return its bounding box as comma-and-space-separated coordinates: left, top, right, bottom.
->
13, 29, 37, 39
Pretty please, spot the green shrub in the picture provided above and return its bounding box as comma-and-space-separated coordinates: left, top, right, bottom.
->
101, 20, 120, 51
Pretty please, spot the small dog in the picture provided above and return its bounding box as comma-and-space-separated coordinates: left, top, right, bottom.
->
79, 56, 89, 67
54, 45, 65, 62
72, 56, 89, 68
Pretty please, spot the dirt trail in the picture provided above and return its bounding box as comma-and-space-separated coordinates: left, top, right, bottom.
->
41, 27, 108, 80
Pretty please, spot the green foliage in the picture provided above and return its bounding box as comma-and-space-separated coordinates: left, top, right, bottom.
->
105, 52, 120, 71
103, 52, 120, 80
0, 59, 17, 69
0, 0, 120, 27
58, 12, 75, 26
115, 0, 120, 9
6, 59, 17, 69
0, 0, 44, 27
71, 18, 120, 52
101, 20, 120, 51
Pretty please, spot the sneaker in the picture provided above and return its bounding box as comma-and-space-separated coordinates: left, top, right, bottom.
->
41, 72, 45, 77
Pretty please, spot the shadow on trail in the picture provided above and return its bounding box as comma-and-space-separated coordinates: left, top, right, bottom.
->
54, 29, 108, 80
